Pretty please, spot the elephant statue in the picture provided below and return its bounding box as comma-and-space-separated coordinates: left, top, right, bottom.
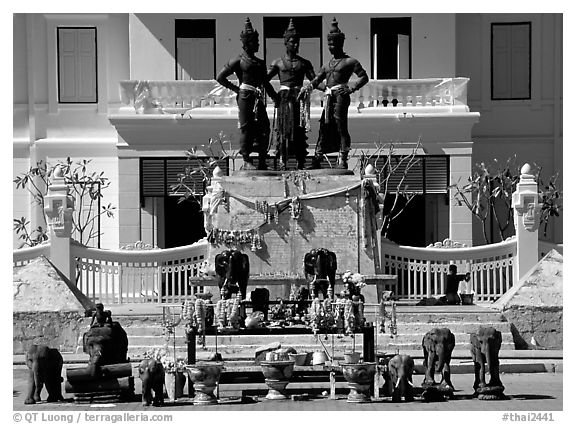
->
381, 354, 415, 402
24, 345, 64, 404
303, 248, 337, 299
215, 249, 250, 300
470, 327, 505, 400
138, 358, 165, 407
83, 317, 129, 378
422, 328, 455, 391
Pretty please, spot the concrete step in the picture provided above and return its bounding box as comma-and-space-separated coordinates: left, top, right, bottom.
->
121, 320, 511, 337
125, 330, 514, 350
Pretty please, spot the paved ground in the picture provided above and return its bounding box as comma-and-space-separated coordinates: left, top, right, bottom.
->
13, 369, 562, 412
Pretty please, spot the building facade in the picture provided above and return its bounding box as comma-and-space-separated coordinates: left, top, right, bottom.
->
13, 13, 563, 250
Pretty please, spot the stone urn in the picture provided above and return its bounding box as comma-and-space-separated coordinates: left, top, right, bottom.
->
341, 362, 377, 403
260, 360, 295, 400
186, 363, 223, 405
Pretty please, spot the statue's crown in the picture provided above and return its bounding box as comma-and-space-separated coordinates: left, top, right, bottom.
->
327, 17, 345, 41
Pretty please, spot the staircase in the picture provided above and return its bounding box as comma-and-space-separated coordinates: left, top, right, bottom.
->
376, 305, 514, 353
94, 303, 514, 362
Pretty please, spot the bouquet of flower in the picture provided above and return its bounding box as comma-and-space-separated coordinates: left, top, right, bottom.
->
143, 347, 169, 362
161, 356, 187, 373
342, 271, 366, 289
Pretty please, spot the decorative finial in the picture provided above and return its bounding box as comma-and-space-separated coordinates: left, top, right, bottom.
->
521, 163, 532, 175
53, 165, 64, 178
364, 164, 376, 176
213, 165, 223, 178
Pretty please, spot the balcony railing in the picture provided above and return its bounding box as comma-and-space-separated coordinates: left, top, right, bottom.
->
118, 78, 469, 114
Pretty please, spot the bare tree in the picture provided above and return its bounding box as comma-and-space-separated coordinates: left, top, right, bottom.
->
358, 139, 423, 239
449, 156, 562, 244
13, 158, 115, 247
171, 131, 238, 203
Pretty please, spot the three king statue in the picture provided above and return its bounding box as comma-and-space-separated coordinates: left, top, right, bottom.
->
217, 17, 368, 171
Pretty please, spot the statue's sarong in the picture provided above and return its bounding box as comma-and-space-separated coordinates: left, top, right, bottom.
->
275, 86, 308, 161
237, 83, 270, 158
314, 85, 351, 155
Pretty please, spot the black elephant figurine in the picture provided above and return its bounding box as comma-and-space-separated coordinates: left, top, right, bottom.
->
422, 328, 455, 392
83, 317, 129, 378
138, 358, 165, 407
215, 249, 250, 300
303, 248, 337, 299
381, 354, 415, 402
25, 345, 64, 404
470, 327, 506, 400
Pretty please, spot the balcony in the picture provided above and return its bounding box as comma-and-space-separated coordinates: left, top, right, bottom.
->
109, 78, 479, 152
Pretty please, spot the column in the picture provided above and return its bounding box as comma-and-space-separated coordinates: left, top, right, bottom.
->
44, 165, 75, 280
512, 164, 542, 281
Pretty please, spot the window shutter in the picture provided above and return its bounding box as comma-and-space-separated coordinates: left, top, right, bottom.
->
77, 29, 97, 102
492, 23, 530, 100
58, 29, 78, 102
141, 159, 166, 197
58, 27, 97, 103
424, 156, 449, 194
141, 158, 229, 199
510, 24, 530, 99
492, 25, 511, 99
374, 156, 448, 194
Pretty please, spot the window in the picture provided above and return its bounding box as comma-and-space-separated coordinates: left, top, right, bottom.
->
57, 27, 97, 103
263, 16, 323, 71
491, 22, 531, 100
175, 19, 216, 80
140, 157, 229, 200
373, 155, 449, 194
371, 17, 411, 79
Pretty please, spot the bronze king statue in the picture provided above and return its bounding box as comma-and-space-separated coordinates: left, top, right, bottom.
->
267, 19, 316, 170
302, 18, 369, 170
217, 17, 277, 171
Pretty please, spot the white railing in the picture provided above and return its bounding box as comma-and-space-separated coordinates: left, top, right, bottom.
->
381, 238, 517, 302
13, 243, 51, 267
71, 239, 209, 305
538, 240, 563, 258
119, 77, 469, 114
13, 235, 526, 304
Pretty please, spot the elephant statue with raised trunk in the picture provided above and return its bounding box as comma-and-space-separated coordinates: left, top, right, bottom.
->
381, 354, 415, 402
422, 328, 455, 392
83, 314, 129, 378
470, 327, 506, 400
24, 345, 64, 404
215, 249, 250, 300
138, 358, 165, 407
303, 248, 337, 299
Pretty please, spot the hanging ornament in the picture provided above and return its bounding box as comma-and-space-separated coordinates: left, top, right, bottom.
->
345, 190, 350, 205
290, 197, 302, 220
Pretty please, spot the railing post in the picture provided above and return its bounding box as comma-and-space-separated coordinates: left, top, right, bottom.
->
512, 164, 542, 282
44, 165, 75, 281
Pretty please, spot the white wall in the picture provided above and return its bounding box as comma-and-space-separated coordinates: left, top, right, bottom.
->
128, 13, 458, 80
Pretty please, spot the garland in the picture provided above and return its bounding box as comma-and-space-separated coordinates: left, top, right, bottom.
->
207, 228, 263, 251
300, 90, 311, 132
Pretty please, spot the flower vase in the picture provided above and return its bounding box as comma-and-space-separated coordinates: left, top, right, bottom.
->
165, 372, 178, 402
175, 371, 186, 398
